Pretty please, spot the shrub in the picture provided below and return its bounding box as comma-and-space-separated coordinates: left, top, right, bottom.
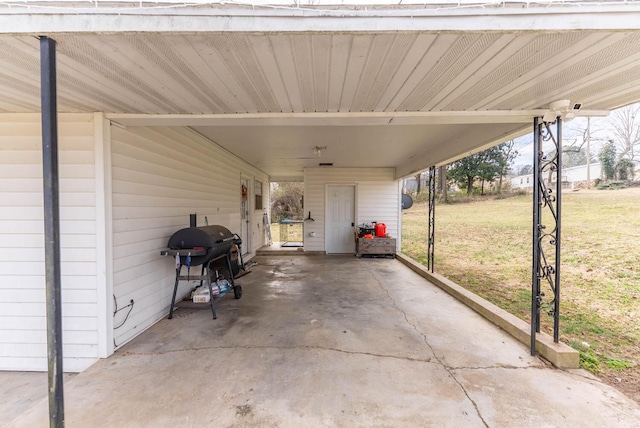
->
615, 159, 635, 181
599, 141, 616, 180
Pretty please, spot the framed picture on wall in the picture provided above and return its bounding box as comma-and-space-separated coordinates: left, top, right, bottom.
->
255, 179, 263, 210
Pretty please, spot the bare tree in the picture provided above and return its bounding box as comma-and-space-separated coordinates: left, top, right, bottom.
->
610, 104, 640, 162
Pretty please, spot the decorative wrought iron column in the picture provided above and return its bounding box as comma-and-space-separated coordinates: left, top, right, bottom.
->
427, 166, 436, 273
531, 116, 562, 356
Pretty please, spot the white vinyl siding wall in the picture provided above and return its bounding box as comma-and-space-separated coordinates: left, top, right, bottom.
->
0, 113, 101, 372
111, 126, 268, 348
304, 168, 399, 253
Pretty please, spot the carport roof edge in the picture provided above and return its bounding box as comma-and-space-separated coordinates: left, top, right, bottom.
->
2, 2, 640, 34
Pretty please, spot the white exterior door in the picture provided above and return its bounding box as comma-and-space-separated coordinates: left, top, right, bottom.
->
240, 177, 250, 255
326, 185, 355, 254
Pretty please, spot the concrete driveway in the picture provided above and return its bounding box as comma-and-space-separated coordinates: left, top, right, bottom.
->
5, 255, 640, 427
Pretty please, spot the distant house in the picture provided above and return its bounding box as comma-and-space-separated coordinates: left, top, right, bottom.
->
511, 163, 603, 190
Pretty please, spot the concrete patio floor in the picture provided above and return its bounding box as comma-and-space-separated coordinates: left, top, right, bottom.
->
5, 255, 640, 427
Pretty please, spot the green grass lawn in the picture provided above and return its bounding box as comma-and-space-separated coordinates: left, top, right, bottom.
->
402, 187, 640, 402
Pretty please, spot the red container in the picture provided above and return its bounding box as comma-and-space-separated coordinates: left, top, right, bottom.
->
375, 223, 386, 237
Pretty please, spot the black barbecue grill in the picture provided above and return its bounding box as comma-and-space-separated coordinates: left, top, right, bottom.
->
161, 224, 242, 320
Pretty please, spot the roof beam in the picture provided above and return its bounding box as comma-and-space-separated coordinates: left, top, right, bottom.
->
105, 110, 609, 128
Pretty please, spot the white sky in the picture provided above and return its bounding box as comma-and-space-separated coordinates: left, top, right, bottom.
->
511, 112, 629, 169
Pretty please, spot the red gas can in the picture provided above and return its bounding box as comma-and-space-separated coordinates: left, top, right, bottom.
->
375, 223, 386, 237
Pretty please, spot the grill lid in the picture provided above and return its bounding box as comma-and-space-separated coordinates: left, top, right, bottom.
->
167, 225, 235, 266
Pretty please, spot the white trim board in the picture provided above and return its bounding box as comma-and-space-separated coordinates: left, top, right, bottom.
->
3, 5, 640, 34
